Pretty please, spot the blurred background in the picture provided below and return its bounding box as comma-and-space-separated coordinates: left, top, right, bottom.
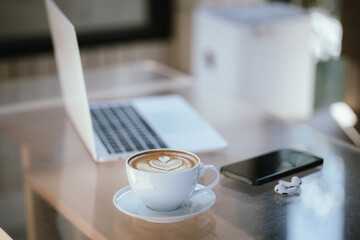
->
1, 0, 359, 130
0, 0, 358, 114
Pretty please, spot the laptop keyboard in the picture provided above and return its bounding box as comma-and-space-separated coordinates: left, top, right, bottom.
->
90, 104, 167, 154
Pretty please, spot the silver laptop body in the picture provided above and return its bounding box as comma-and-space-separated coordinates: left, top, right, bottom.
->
45, 0, 227, 162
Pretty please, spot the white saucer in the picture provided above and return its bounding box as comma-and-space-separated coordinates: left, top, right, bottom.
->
113, 184, 216, 223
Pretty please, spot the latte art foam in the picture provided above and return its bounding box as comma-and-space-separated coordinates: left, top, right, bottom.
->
130, 152, 197, 173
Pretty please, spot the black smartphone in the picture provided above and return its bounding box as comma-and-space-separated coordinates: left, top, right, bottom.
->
220, 149, 323, 185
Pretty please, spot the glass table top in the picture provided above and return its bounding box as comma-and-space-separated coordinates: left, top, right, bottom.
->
0, 77, 359, 239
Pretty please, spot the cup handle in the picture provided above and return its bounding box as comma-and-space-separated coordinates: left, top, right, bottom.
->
190, 164, 220, 199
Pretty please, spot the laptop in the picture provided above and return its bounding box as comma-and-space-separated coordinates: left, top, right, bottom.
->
44, 0, 227, 162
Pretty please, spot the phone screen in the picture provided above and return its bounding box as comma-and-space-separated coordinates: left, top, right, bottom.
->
220, 149, 323, 185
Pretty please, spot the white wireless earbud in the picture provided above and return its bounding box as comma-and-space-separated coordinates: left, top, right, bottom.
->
274, 176, 302, 195
290, 176, 302, 187
274, 183, 298, 195
278, 176, 302, 187
278, 180, 291, 186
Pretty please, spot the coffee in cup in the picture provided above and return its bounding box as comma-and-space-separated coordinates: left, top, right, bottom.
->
126, 149, 220, 211
129, 151, 198, 173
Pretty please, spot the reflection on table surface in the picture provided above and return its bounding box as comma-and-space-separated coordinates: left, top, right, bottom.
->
0, 75, 359, 239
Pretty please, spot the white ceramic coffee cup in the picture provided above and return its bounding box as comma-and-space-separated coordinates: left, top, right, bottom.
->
126, 149, 220, 211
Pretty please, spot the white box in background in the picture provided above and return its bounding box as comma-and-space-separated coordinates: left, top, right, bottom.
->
192, 2, 315, 120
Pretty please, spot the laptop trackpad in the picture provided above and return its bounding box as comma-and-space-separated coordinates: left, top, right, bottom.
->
131, 95, 227, 153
